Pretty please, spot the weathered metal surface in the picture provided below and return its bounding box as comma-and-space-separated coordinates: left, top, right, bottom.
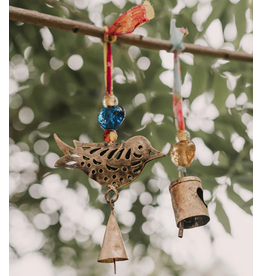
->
169, 176, 210, 236
98, 210, 128, 270
54, 134, 165, 189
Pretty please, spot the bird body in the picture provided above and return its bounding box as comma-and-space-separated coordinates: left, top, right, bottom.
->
54, 134, 165, 189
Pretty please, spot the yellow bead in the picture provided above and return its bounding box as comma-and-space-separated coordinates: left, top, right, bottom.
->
109, 130, 118, 143
103, 129, 118, 143
176, 129, 191, 142
170, 140, 196, 167
103, 94, 118, 107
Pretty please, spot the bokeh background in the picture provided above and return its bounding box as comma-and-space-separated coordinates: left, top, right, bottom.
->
9, 0, 253, 275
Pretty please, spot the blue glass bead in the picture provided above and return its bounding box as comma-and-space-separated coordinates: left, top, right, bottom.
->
97, 105, 126, 130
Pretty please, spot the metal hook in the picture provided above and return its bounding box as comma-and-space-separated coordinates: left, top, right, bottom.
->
178, 166, 186, 179
105, 185, 119, 204
109, 199, 115, 210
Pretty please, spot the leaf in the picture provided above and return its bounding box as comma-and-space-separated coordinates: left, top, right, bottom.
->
189, 62, 209, 100
212, 72, 229, 114
231, 174, 253, 191
215, 109, 249, 140
240, 160, 253, 171
241, 198, 253, 216
149, 94, 174, 118
198, 175, 219, 192
200, 0, 228, 35
204, 132, 238, 159
189, 162, 228, 177
234, 0, 248, 47
42, 114, 88, 137
215, 199, 231, 234
226, 185, 252, 215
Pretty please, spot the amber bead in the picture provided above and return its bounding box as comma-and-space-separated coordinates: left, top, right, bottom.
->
170, 140, 196, 168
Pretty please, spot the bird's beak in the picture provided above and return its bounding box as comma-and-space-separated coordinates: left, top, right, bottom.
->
148, 148, 165, 161
54, 155, 68, 168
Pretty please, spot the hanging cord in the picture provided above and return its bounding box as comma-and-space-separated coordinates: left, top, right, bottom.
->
103, 27, 117, 95
169, 19, 189, 177
99, 1, 154, 144
102, 0, 154, 96
170, 19, 188, 131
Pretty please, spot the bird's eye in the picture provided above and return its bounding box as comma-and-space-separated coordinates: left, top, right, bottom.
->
134, 152, 142, 158
138, 145, 143, 150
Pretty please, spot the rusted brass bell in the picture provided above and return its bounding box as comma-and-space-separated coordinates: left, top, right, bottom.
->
169, 176, 210, 238
98, 209, 128, 274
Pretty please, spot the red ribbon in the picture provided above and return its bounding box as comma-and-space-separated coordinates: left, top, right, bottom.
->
103, 1, 154, 95
173, 93, 185, 130
173, 53, 185, 130
106, 41, 112, 95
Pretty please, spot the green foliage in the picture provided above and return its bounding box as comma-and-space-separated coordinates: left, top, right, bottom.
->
9, 0, 253, 274
215, 198, 231, 234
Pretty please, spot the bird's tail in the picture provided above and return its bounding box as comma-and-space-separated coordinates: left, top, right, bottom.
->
54, 134, 77, 168
54, 134, 75, 155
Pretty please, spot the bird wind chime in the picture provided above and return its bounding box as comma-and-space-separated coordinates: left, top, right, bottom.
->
168, 19, 210, 238
54, 1, 164, 273
54, 1, 211, 272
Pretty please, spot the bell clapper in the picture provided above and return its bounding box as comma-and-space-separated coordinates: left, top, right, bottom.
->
114, 258, 116, 274
178, 170, 182, 179
178, 220, 184, 238
109, 196, 117, 274
110, 199, 115, 211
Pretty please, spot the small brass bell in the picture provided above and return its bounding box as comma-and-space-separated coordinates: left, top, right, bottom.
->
169, 130, 210, 238
169, 176, 210, 238
98, 210, 128, 274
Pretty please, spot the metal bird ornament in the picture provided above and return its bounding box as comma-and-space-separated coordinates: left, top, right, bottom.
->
54, 134, 164, 191
53, 134, 164, 273
53, 2, 158, 273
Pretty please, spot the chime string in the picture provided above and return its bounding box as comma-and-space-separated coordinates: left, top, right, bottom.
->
104, 37, 113, 94
173, 52, 185, 130
170, 19, 188, 131
103, 1, 154, 96
103, 26, 116, 95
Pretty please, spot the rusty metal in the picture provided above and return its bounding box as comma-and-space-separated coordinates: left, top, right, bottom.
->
98, 210, 128, 274
169, 176, 210, 238
105, 184, 119, 204
54, 134, 164, 271
54, 133, 165, 272
54, 134, 165, 190
178, 220, 184, 238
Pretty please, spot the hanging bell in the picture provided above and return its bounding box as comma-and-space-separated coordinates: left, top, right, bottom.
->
169, 176, 210, 238
98, 210, 128, 274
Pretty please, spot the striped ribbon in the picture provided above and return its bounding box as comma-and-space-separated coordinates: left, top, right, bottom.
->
169, 19, 188, 131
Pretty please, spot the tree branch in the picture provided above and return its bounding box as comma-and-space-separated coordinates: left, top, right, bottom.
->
9, 6, 253, 62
